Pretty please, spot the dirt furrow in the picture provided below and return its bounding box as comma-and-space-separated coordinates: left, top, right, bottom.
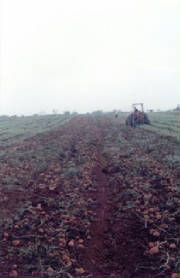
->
81, 151, 111, 277
80, 121, 145, 277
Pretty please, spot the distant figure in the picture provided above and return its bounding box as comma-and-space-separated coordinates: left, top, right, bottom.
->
115, 113, 118, 118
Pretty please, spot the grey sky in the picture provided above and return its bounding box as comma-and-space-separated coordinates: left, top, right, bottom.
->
0, 0, 179, 115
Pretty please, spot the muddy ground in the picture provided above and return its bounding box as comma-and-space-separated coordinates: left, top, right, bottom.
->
0, 115, 179, 278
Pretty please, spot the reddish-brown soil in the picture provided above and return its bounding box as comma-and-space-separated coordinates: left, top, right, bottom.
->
0, 115, 179, 278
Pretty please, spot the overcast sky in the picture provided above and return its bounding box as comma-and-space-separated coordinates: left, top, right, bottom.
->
0, 0, 179, 115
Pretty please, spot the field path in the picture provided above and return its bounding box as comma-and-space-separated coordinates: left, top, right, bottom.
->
80, 150, 112, 276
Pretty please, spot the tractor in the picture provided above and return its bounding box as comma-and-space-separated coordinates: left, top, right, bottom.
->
125, 103, 150, 127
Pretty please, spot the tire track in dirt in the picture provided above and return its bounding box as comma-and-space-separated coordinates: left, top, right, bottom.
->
81, 151, 111, 276
79, 117, 145, 277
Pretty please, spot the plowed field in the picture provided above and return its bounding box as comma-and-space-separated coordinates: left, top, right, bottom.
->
0, 115, 179, 278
